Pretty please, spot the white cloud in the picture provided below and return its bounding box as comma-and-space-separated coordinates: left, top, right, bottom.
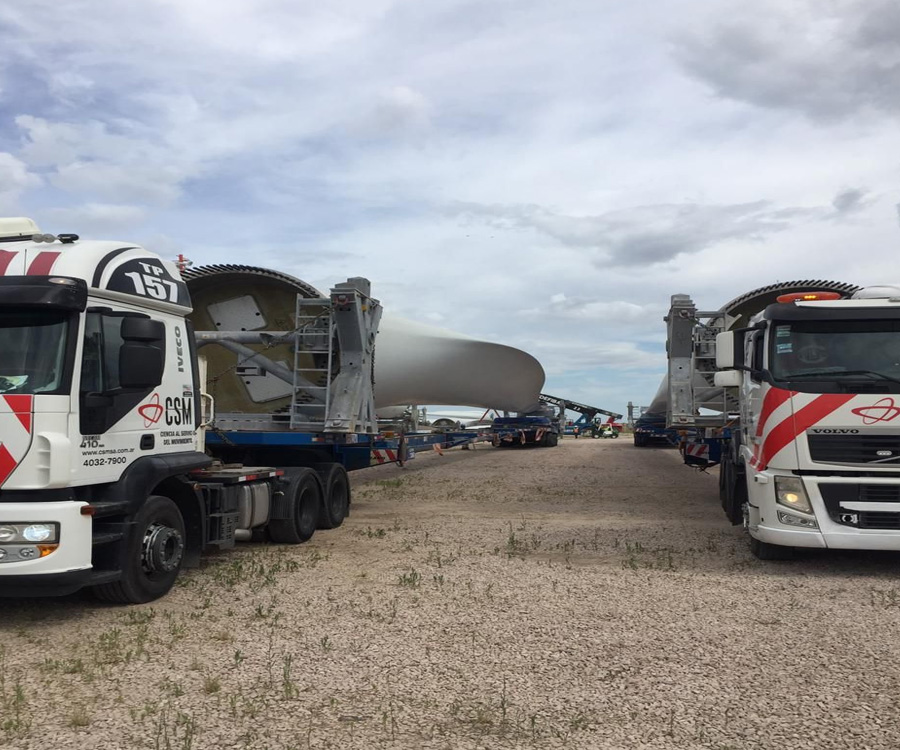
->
453, 200, 827, 266
676, 0, 900, 120
0, 152, 41, 211
357, 86, 432, 138
44, 203, 146, 234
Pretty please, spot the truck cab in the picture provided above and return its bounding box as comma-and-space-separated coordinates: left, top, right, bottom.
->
0, 218, 210, 600
715, 289, 900, 557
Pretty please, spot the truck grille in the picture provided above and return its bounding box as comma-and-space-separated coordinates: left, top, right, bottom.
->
807, 435, 900, 465
819, 484, 900, 529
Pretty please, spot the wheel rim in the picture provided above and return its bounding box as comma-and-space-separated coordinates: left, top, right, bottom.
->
142, 523, 184, 574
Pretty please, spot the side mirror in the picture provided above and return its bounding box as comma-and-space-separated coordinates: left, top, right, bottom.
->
714, 370, 742, 388
119, 343, 164, 389
715, 331, 740, 369
121, 316, 165, 342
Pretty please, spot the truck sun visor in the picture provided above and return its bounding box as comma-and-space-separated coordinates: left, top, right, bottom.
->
0, 276, 88, 311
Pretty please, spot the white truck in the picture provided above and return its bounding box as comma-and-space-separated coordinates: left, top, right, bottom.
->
661, 280, 900, 559
0, 218, 533, 603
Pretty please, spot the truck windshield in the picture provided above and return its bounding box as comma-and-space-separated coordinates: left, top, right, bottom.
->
0, 311, 72, 395
770, 319, 900, 392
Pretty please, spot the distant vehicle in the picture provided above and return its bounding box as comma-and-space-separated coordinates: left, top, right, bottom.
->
491, 415, 559, 447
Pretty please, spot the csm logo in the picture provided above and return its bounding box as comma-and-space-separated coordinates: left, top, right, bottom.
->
809, 428, 859, 434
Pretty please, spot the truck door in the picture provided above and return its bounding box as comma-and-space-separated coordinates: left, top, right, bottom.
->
741, 329, 766, 457
75, 308, 170, 482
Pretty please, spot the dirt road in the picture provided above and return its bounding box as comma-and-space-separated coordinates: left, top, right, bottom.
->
4, 439, 900, 749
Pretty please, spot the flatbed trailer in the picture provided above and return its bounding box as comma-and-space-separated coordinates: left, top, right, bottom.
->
207, 428, 484, 470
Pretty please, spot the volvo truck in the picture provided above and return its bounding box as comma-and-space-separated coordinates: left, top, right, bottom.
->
659, 281, 900, 559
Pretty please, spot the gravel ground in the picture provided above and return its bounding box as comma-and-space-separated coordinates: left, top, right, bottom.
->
4, 438, 900, 749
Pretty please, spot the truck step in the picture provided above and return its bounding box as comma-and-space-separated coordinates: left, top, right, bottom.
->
87, 501, 130, 518
87, 570, 121, 586
92, 531, 125, 546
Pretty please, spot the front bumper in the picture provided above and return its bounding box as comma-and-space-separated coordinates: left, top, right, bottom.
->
752, 473, 900, 551
0, 568, 94, 597
0, 501, 93, 593
753, 522, 900, 550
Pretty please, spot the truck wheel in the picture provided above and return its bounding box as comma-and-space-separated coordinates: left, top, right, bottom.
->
749, 534, 794, 560
727, 470, 748, 526
718, 457, 729, 505
720, 455, 734, 510
611, 432, 619, 439
548, 433, 559, 447
316, 463, 350, 529
268, 468, 321, 544
93, 495, 185, 604
720, 452, 746, 526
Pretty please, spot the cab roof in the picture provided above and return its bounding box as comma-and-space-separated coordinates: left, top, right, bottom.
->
0, 219, 191, 313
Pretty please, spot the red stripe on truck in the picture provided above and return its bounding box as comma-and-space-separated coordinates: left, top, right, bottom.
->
0, 444, 18, 486
3, 395, 32, 432
753, 393, 855, 470
0, 250, 17, 275
755, 387, 795, 437
26, 252, 61, 276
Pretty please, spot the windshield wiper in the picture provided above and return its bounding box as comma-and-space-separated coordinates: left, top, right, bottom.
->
787, 369, 900, 386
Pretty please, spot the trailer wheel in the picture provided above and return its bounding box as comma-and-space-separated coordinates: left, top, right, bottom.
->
316, 463, 351, 529
268, 468, 321, 544
93, 495, 185, 604
749, 534, 794, 560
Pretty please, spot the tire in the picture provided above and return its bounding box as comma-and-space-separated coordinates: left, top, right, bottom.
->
720, 453, 734, 511
728, 469, 748, 526
268, 468, 321, 544
93, 495, 185, 604
316, 463, 351, 529
548, 433, 559, 447
749, 534, 794, 560
611, 432, 619, 439
720, 447, 746, 526
718, 458, 728, 505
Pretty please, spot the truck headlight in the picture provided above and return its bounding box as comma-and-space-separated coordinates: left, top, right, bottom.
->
0, 523, 59, 544
22, 524, 54, 542
775, 476, 813, 514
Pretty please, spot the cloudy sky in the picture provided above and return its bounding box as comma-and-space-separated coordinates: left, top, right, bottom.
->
2, 0, 899, 419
